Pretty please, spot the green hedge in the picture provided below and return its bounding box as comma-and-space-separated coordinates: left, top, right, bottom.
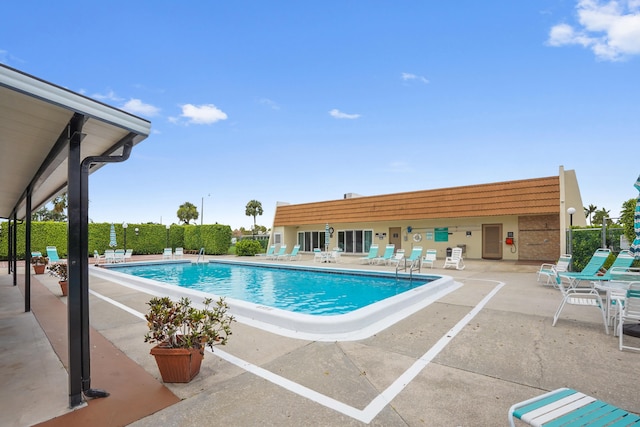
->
569, 227, 631, 271
0, 221, 231, 260
235, 239, 263, 256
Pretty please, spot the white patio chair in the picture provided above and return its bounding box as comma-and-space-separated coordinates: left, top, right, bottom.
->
313, 248, 326, 262
93, 250, 105, 265
537, 254, 571, 285
123, 249, 133, 262
174, 247, 184, 259
162, 248, 173, 260
443, 247, 465, 270
618, 282, 640, 352
421, 249, 437, 269
551, 267, 609, 334
326, 248, 341, 263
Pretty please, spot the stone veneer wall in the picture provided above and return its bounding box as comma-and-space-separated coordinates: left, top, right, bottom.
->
517, 215, 560, 261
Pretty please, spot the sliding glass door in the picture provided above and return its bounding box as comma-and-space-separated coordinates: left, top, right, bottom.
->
337, 230, 372, 253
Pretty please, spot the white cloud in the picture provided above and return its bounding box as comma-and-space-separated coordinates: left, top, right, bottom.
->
91, 89, 124, 102
258, 98, 280, 110
329, 109, 361, 119
122, 98, 160, 117
401, 72, 429, 84
548, 0, 640, 61
176, 103, 228, 125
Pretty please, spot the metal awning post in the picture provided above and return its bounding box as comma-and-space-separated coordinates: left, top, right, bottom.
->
12, 213, 18, 285
25, 192, 31, 312
67, 114, 85, 407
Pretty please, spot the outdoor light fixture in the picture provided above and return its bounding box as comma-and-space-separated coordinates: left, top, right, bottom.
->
166, 224, 170, 247
567, 207, 576, 269
567, 207, 576, 226
134, 227, 139, 236
122, 222, 128, 250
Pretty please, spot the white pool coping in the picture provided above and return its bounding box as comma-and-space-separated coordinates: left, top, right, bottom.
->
89, 260, 462, 342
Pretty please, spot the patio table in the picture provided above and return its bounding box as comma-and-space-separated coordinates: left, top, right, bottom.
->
595, 279, 640, 338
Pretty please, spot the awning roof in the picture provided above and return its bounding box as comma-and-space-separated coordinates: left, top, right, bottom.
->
0, 64, 151, 220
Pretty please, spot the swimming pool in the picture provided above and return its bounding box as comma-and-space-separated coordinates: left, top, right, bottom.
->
91, 259, 461, 341
110, 262, 436, 315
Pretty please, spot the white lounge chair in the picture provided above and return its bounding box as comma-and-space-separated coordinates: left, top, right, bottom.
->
123, 249, 133, 262
162, 248, 173, 260
537, 254, 571, 285
558, 248, 611, 288
256, 245, 276, 257
359, 244, 379, 264
268, 245, 286, 260
374, 244, 395, 265
421, 249, 437, 269
174, 247, 184, 259
278, 244, 301, 261
404, 246, 423, 270
387, 249, 405, 267
46, 246, 61, 262
93, 250, 105, 265
104, 249, 115, 264
509, 388, 638, 427
443, 247, 465, 270
114, 249, 125, 263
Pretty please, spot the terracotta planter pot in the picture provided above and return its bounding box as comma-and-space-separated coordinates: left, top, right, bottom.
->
150, 345, 204, 383
33, 264, 46, 275
58, 281, 68, 296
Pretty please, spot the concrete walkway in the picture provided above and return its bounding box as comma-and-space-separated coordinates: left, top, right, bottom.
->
1, 255, 639, 426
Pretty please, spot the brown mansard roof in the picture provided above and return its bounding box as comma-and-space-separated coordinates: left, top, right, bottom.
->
273, 176, 560, 226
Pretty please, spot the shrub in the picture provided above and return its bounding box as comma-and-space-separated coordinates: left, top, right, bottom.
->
235, 239, 263, 256
144, 296, 234, 350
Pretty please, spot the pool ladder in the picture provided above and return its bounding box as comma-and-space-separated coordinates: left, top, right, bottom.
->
195, 247, 206, 264
396, 258, 420, 281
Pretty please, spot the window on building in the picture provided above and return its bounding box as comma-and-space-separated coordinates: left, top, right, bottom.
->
297, 231, 326, 252
337, 230, 372, 253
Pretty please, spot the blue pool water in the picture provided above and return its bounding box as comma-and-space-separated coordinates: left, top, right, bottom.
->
110, 262, 434, 316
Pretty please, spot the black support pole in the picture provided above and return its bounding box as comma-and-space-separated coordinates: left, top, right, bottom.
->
25, 193, 31, 312
12, 213, 17, 286
7, 216, 13, 275
67, 114, 85, 408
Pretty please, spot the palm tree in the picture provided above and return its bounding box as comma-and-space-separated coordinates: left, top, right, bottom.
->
592, 208, 611, 226
584, 204, 597, 225
245, 200, 263, 238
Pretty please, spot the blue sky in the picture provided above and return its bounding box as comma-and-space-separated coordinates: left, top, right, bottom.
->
2, 1, 639, 229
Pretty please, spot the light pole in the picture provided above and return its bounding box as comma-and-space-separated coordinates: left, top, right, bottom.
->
567, 207, 575, 270
122, 222, 128, 250
201, 193, 210, 226
166, 224, 170, 248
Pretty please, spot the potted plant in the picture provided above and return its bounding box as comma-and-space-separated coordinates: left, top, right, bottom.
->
48, 262, 68, 296
144, 296, 234, 383
31, 256, 49, 275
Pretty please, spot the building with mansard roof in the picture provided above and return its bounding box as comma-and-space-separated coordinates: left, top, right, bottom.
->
269, 166, 585, 262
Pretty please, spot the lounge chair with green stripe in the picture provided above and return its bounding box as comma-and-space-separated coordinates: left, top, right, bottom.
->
509, 388, 639, 426
558, 248, 611, 288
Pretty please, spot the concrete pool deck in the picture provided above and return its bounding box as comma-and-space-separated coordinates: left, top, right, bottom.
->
1, 254, 639, 426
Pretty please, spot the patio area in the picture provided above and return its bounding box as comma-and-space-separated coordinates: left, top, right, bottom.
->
1, 254, 639, 426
